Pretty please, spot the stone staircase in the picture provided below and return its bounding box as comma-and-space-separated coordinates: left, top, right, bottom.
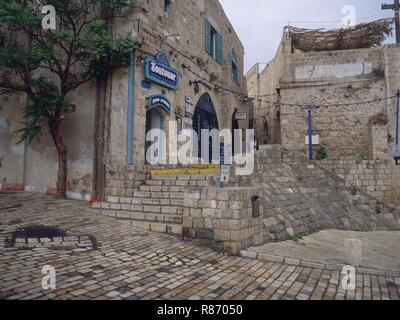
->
92, 173, 214, 235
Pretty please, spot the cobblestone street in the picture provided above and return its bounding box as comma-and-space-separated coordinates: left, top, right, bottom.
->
0, 192, 399, 300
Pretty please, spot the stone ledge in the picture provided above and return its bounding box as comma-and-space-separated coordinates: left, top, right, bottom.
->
239, 250, 400, 276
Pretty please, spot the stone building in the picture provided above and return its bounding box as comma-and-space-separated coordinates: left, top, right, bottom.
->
246, 21, 400, 204
247, 22, 400, 162
0, 0, 250, 200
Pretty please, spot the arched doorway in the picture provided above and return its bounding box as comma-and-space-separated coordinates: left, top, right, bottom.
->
145, 95, 170, 165
193, 93, 219, 162
262, 121, 270, 145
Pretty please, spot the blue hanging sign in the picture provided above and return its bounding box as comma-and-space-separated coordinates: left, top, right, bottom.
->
141, 80, 152, 89
149, 95, 171, 114
155, 52, 171, 66
144, 53, 179, 90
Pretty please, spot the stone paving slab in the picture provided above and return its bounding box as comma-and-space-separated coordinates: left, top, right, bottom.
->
242, 230, 400, 274
0, 192, 399, 300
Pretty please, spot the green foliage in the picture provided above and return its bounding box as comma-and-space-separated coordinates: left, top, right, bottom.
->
316, 146, 327, 161
0, 0, 139, 144
212, 232, 225, 254
288, 234, 303, 242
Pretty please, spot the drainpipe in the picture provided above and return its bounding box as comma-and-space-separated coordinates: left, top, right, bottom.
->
396, 90, 400, 165
127, 50, 136, 165
307, 99, 313, 161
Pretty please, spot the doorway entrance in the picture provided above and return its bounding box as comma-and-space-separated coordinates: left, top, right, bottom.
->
193, 93, 219, 162
145, 109, 164, 165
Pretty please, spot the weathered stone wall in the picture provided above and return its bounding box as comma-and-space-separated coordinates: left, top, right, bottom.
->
104, 0, 248, 197
279, 47, 387, 160
247, 33, 400, 162
390, 163, 400, 203
245, 34, 290, 145
288, 159, 394, 204
0, 81, 96, 199
384, 45, 400, 137
182, 145, 399, 253
0, 94, 25, 188
369, 123, 390, 161
182, 186, 264, 255
23, 82, 96, 200
256, 152, 399, 243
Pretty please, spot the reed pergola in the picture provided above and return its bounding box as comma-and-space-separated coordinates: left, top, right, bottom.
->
288, 18, 393, 53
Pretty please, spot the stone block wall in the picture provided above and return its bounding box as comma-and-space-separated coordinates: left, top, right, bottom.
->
280, 78, 387, 161
288, 159, 394, 204
390, 162, 400, 203
249, 35, 400, 164
182, 187, 264, 254
369, 123, 390, 161
105, 165, 146, 197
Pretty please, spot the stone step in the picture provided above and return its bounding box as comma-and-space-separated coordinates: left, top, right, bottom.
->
139, 185, 185, 193
94, 202, 184, 214
116, 211, 183, 224
99, 197, 184, 207
134, 190, 184, 200
151, 174, 210, 181
131, 221, 182, 235
144, 180, 209, 187
90, 209, 182, 235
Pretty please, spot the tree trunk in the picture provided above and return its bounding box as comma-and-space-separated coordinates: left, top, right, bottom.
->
50, 124, 68, 198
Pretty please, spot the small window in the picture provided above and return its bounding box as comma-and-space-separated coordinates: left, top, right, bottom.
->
251, 196, 261, 218
164, 0, 171, 13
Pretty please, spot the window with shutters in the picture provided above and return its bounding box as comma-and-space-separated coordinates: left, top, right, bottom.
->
164, 0, 171, 13
205, 18, 223, 64
230, 50, 240, 85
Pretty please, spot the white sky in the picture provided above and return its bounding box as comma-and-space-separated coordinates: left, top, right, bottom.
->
219, 0, 395, 72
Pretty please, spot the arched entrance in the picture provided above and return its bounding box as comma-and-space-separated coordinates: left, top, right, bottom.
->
262, 121, 270, 145
193, 93, 219, 162
145, 95, 170, 165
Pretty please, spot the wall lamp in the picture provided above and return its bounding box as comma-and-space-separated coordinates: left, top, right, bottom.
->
189, 80, 203, 86
160, 33, 181, 42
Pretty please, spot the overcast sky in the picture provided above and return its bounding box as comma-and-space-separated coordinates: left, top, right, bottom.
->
219, 0, 395, 72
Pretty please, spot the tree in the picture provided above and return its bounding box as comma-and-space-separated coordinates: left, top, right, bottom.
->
0, 0, 138, 197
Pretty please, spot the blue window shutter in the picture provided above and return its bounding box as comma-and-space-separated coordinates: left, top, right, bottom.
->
228, 52, 233, 77
235, 67, 240, 85
217, 33, 223, 64
205, 19, 211, 55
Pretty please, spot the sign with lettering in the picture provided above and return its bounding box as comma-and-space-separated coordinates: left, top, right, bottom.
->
185, 104, 194, 117
235, 112, 247, 120
185, 96, 194, 105
184, 116, 193, 127
149, 95, 171, 114
145, 53, 179, 90
220, 143, 232, 165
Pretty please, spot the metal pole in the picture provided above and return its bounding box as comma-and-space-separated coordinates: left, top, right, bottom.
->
396, 1, 400, 44
308, 99, 313, 161
127, 50, 136, 165
382, 1, 400, 44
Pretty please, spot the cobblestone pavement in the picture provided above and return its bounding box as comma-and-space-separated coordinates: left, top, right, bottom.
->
0, 192, 399, 300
